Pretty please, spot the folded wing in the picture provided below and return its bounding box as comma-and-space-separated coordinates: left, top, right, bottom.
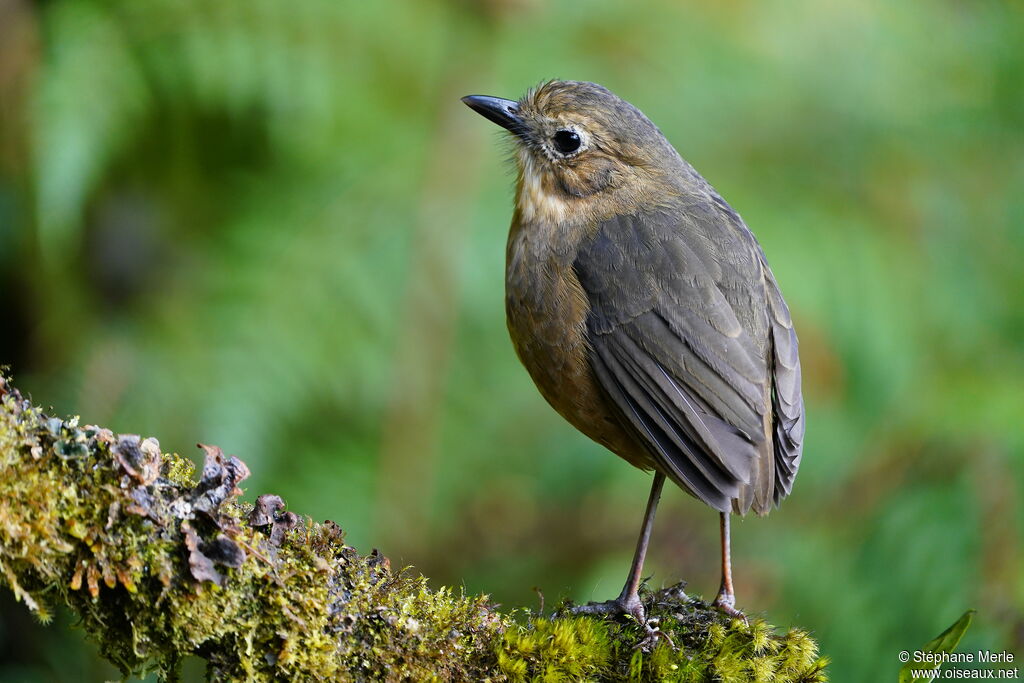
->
574, 203, 802, 514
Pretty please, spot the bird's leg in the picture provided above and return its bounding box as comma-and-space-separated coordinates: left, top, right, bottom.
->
615, 470, 665, 616
712, 511, 747, 622
571, 473, 671, 647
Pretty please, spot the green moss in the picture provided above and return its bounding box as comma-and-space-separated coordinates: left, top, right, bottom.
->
496, 595, 828, 683
499, 616, 613, 681
0, 376, 828, 681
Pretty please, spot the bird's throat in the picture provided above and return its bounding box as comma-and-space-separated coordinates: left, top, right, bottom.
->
516, 150, 572, 225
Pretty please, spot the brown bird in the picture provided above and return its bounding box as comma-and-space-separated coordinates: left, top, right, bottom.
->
462, 81, 804, 630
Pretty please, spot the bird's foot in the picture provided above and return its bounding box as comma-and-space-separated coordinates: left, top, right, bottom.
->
569, 592, 674, 651
712, 589, 748, 625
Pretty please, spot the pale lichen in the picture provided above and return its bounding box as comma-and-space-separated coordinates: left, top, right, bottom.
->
0, 376, 827, 681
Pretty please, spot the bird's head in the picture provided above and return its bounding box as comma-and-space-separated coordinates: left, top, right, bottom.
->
462, 80, 684, 223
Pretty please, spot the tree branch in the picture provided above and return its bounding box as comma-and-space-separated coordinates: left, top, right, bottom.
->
0, 376, 827, 681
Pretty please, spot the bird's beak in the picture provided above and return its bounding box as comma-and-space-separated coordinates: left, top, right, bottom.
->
461, 95, 526, 137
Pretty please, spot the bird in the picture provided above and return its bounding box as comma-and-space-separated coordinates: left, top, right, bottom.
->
461, 81, 804, 630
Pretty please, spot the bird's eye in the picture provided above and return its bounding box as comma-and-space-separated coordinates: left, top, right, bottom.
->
551, 129, 582, 155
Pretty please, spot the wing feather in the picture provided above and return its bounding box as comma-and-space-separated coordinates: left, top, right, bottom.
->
574, 208, 777, 512
762, 259, 805, 503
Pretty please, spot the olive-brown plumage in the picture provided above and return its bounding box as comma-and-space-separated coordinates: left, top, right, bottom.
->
464, 81, 804, 626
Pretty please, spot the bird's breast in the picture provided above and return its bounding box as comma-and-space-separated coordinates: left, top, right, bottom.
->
504, 214, 651, 468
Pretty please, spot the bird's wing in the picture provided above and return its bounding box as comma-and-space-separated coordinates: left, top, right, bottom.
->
573, 203, 779, 513
761, 257, 805, 504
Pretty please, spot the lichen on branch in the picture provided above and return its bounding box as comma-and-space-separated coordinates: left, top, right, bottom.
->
0, 376, 828, 681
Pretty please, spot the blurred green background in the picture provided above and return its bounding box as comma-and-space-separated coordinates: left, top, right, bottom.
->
1, 0, 1022, 680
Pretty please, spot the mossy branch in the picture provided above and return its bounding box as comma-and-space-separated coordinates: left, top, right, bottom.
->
0, 376, 828, 682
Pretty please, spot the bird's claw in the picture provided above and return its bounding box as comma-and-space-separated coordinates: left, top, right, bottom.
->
712, 590, 749, 626
637, 618, 675, 651
568, 595, 674, 652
